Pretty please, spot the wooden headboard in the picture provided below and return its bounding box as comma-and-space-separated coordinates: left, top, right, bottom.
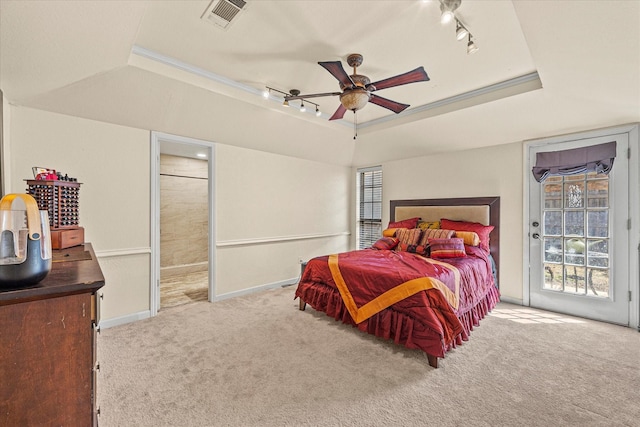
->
390, 197, 500, 285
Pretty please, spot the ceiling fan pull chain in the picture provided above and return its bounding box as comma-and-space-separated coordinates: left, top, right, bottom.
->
354, 111, 358, 140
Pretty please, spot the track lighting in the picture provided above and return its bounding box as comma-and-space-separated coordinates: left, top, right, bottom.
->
467, 34, 479, 54
439, 0, 460, 24
455, 19, 468, 41
266, 86, 322, 117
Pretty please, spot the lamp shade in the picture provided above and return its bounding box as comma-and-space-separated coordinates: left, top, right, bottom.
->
339, 88, 370, 111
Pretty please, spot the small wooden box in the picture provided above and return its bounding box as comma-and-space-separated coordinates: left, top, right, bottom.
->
51, 227, 84, 249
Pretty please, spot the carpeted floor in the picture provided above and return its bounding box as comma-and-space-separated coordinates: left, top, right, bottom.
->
98, 286, 640, 427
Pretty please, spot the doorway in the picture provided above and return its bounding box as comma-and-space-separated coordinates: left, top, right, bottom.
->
150, 132, 215, 316
528, 132, 630, 325
159, 154, 209, 308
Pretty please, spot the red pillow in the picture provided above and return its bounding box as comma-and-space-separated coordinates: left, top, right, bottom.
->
372, 237, 399, 250
428, 238, 466, 258
440, 218, 494, 253
387, 217, 420, 229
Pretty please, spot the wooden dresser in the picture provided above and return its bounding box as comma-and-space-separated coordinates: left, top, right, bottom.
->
0, 243, 105, 426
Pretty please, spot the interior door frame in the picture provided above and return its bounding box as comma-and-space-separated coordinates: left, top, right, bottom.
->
150, 131, 216, 317
523, 123, 639, 329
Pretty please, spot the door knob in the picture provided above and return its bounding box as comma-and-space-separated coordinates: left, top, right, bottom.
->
532, 233, 540, 239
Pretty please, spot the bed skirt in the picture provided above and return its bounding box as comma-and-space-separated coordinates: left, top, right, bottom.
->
295, 283, 500, 359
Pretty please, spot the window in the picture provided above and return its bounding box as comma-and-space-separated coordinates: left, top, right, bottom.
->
357, 166, 382, 249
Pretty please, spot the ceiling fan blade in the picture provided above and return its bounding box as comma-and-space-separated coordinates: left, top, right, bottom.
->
284, 92, 342, 101
328, 104, 347, 121
367, 66, 430, 91
319, 61, 356, 89
369, 94, 410, 114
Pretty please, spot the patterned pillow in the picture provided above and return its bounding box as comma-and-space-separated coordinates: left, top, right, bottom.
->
387, 217, 420, 229
395, 228, 422, 246
440, 218, 494, 253
417, 220, 440, 231
372, 237, 399, 250
418, 228, 455, 247
455, 231, 480, 247
397, 242, 429, 256
428, 238, 467, 258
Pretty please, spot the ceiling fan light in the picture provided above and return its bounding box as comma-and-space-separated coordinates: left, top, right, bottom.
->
262, 89, 269, 98
340, 89, 370, 112
282, 99, 289, 107
300, 102, 306, 113
315, 106, 321, 117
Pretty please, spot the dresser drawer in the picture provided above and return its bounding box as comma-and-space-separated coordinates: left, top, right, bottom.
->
51, 227, 85, 249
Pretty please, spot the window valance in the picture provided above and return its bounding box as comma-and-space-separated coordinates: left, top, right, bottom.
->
532, 141, 617, 183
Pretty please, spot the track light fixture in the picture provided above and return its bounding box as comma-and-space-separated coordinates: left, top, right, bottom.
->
455, 19, 468, 41
265, 86, 322, 117
467, 33, 479, 54
439, 0, 461, 24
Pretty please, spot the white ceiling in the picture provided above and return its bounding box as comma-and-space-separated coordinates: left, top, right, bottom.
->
1, 0, 639, 166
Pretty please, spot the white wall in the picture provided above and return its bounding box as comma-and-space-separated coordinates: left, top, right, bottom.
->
8, 106, 151, 320
6, 106, 353, 321
379, 142, 524, 302
214, 144, 351, 296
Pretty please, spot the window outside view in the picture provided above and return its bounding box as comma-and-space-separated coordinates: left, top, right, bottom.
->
542, 172, 610, 297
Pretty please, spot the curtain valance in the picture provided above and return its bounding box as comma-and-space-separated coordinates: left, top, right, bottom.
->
532, 141, 617, 182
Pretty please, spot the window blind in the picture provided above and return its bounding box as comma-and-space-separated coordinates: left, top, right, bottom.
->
357, 166, 382, 249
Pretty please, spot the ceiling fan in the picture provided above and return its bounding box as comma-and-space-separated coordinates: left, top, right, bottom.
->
284, 53, 430, 121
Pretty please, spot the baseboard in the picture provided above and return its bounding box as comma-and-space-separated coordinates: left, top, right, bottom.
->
214, 277, 298, 301
499, 295, 524, 305
100, 310, 151, 329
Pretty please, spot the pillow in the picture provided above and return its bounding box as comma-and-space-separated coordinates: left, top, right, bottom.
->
417, 220, 440, 231
455, 231, 480, 247
397, 242, 429, 256
428, 238, 467, 258
372, 237, 399, 250
395, 228, 422, 246
387, 217, 420, 229
382, 228, 397, 237
418, 228, 455, 247
440, 218, 494, 253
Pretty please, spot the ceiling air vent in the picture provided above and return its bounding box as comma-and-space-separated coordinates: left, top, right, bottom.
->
202, 0, 247, 30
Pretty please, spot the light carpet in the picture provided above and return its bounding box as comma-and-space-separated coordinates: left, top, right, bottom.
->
98, 286, 640, 427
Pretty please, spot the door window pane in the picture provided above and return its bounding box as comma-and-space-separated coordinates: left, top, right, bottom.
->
587, 180, 608, 207
544, 211, 562, 235
565, 182, 584, 208
587, 210, 608, 238
564, 211, 584, 236
587, 269, 609, 298
544, 183, 562, 208
544, 237, 563, 263
544, 263, 563, 291
564, 266, 586, 294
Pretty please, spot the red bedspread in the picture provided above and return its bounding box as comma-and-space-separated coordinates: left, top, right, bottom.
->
295, 246, 499, 358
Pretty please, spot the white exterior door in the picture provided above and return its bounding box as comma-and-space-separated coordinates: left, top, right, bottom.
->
528, 133, 629, 325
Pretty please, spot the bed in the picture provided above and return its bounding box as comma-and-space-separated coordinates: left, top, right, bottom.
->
294, 197, 501, 368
